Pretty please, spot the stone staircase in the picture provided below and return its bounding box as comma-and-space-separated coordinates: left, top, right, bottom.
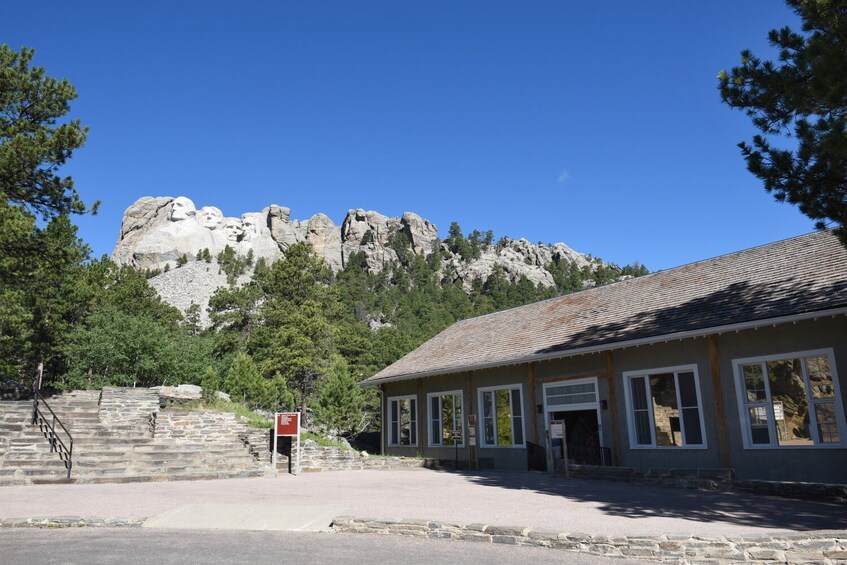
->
0, 389, 268, 486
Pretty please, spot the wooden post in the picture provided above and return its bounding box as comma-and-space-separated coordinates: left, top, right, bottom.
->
707, 335, 731, 469
528, 362, 538, 444
466, 371, 475, 468
417, 379, 425, 458
605, 351, 622, 466
378, 384, 385, 455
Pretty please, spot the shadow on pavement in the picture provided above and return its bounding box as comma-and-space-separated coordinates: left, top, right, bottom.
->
434, 469, 847, 532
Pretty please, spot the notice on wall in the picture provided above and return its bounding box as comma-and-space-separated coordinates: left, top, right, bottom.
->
549, 420, 564, 439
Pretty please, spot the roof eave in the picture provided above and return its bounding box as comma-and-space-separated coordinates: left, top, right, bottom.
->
361, 306, 847, 387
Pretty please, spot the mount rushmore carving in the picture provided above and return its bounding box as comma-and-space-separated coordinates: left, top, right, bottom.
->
111, 196, 440, 273
112, 196, 593, 290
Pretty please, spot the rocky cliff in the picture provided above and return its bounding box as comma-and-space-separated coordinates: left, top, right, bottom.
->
112, 196, 601, 323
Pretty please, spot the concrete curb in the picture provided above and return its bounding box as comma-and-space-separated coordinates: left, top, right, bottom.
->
1, 516, 144, 528
331, 516, 847, 564
4, 513, 846, 563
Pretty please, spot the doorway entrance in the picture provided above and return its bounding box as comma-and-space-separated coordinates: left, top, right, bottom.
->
543, 377, 610, 468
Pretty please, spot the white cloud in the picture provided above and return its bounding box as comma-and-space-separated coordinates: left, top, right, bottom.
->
557, 169, 571, 184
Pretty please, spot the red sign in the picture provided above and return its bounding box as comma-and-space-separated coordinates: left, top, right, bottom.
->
276, 412, 300, 436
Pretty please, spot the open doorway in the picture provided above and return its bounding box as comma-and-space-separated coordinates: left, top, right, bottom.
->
543, 377, 610, 467
549, 409, 603, 465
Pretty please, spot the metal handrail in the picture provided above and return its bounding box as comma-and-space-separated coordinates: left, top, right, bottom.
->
31, 390, 74, 479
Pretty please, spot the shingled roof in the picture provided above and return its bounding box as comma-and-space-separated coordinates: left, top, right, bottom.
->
363, 230, 847, 386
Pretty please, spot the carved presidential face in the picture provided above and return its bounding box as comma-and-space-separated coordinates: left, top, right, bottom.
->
197, 206, 223, 229
170, 196, 196, 221
240, 213, 262, 242
222, 218, 244, 242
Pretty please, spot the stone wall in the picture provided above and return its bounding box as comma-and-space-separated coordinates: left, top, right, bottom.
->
332, 517, 847, 564
566, 464, 734, 490
154, 410, 242, 442
98, 387, 159, 434
278, 440, 425, 473
568, 464, 847, 503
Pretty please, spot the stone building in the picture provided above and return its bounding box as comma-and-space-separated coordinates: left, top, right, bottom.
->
362, 230, 847, 483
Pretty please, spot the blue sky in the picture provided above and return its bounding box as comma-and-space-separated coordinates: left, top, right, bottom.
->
3, 1, 812, 271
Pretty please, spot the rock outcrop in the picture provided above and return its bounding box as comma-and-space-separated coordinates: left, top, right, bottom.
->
113, 196, 600, 322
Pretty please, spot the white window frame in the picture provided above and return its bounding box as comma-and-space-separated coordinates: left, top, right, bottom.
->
427, 390, 464, 448
622, 364, 708, 450
732, 348, 847, 449
478, 384, 526, 448
387, 395, 418, 447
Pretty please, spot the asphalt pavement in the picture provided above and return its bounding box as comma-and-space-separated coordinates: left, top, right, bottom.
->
1, 468, 845, 537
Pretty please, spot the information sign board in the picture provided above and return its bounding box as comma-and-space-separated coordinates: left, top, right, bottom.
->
276, 412, 300, 436
273, 412, 301, 475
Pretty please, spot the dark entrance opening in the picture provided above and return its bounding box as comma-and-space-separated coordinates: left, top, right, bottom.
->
550, 409, 608, 466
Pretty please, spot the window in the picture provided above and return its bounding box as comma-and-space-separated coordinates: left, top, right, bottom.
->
388, 395, 417, 446
544, 379, 598, 409
428, 391, 464, 447
624, 365, 706, 448
479, 385, 524, 447
733, 350, 845, 448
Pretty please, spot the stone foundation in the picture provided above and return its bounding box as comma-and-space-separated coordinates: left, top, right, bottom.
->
332, 517, 847, 564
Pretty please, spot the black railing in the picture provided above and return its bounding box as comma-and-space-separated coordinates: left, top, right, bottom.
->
566, 442, 612, 466
31, 390, 73, 479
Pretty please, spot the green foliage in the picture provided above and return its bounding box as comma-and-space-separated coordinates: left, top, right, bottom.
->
719, 0, 847, 244
313, 356, 368, 435
176, 254, 188, 267
0, 45, 94, 218
301, 431, 353, 449
217, 245, 249, 285
222, 351, 265, 408
180, 397, 273, 429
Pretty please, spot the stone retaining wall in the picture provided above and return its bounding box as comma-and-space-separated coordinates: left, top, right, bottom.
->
154, 410, 243, 443
332, 517, 847, 564
99, 387, 159, 433
281, 441, 425, 473
569, 464, 847, 503
567, 464, 735, 490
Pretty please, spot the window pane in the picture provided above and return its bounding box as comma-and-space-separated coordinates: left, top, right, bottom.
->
650, 373, 681, 447
815, 401, 840, 443
546, 382, 597, 406
495, 389, 513, 446
767, 359, 813, 446
399, 399, 411, 445
390, 400, 399, 445
483, 392, 495, 445
807, 356, 835, 399
631, 377, 648, 411
441, 395, 455, 445
430, 397, 440, 445
677, 372, 703, 446
511, 389, 523, 445
742, 364, 767, 402
630, 377, 651, 445
748, 406, 770, 445
409, 399, 417, 445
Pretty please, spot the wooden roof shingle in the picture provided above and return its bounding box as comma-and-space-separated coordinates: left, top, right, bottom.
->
363, 231, 847, 385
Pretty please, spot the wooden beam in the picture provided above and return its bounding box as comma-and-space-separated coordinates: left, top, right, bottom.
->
536, 370, 606, 384
378, 384, 385, 455
707, 335, 731, 469
605, 351, 622, 466
417, 379, 425, 458
528, 362, 538, 444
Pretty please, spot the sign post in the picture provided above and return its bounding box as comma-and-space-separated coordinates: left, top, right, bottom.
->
273, 412, 301, 475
